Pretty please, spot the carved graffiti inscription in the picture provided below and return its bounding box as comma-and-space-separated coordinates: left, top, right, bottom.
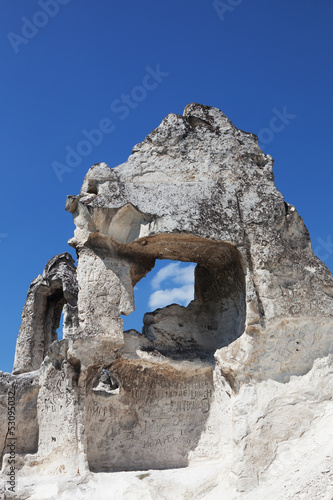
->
85, 360, 219, 471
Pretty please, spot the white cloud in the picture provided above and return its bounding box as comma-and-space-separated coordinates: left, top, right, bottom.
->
172, 264, 196, 286
148, 284, 194, 309
151, 262, 179, 290
148, 262, 196, 310
151, 262, 195, 290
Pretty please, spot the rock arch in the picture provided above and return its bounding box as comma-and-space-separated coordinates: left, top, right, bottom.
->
13, 253, 78, 374
119, 233, 247, 358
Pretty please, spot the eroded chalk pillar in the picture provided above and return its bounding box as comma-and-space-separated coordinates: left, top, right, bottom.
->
76, 247, 134, 341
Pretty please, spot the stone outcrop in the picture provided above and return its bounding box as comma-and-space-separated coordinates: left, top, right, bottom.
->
0, 103, 332, 499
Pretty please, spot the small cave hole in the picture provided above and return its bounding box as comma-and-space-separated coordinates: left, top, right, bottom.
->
87, 183, 98, 195
93, 368, 120, 395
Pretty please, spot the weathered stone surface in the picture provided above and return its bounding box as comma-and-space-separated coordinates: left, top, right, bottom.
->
1, 103, 332, 499
13, 253, 78, 375
0, 372, 39, 463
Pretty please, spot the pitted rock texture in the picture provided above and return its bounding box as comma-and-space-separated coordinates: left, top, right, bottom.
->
1, 103, 332, 499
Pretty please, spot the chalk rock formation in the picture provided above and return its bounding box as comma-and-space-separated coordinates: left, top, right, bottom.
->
1, 103, 332, 499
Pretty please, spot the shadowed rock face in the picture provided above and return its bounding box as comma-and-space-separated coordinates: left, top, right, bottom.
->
1, 104, 333, 498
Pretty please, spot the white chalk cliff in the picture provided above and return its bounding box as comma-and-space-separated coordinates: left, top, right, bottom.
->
1, 103, 332, 499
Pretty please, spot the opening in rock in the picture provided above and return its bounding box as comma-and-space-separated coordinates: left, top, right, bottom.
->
56, 310, 64, 339
44, 290, 65, 356
119, 234, 247, 359
122, 259, 196, 333
86, 182, 98, 195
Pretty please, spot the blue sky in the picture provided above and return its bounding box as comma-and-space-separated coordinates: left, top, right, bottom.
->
1, 0, 332, 373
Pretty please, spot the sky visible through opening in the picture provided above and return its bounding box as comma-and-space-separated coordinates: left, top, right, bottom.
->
122, 260, 196, 333
57, 311, 64, 340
